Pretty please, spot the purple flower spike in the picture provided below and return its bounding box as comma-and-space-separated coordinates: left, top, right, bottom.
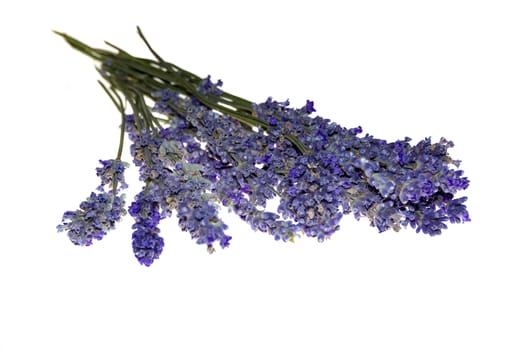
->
57, 159, 128, 246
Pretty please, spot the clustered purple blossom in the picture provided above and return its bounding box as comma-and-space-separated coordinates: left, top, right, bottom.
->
249, 98, 470, 237
57, 159, 128, 246
58, 76, 469, 266
148, 79, 470, 246
124, 113, 231, 264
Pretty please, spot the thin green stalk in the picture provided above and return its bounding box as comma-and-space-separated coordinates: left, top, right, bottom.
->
98, 81, 126, 161
54, 29, 309, 154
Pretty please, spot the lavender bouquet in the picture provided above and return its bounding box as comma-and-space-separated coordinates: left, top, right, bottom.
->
55, 27, 470, 266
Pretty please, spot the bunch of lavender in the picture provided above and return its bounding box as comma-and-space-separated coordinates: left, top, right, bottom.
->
55, 27, 470, 266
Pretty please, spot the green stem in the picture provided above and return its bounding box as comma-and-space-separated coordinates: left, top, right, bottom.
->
97, 81, 127, 195
54, 29, 308, 154
116, 112, 126, 160
97, 81, 126, 161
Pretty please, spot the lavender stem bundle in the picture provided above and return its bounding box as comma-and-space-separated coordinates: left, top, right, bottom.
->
55, 27, 470, 266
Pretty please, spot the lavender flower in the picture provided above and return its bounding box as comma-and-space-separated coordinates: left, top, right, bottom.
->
129, 191, 164, 266
96, 159, 128, 192
57, 159, 128, 246
198, 75, 224, 96
55, 28, 471, 266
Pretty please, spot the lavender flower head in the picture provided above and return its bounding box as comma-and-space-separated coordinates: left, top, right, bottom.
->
57, 159, 128, 246
55, 28, 470, 266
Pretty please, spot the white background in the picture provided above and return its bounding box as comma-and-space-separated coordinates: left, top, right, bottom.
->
1, 1, 524, 349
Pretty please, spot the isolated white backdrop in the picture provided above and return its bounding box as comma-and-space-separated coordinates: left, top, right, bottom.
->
1, 1, 524, 349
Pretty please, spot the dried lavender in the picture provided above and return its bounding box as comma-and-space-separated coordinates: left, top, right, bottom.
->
57, 159, 128, 246
55, 27, 470, 266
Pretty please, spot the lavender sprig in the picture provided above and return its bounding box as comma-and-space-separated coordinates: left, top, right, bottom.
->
55, 27, 470, 266
57, 159, 128, 246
